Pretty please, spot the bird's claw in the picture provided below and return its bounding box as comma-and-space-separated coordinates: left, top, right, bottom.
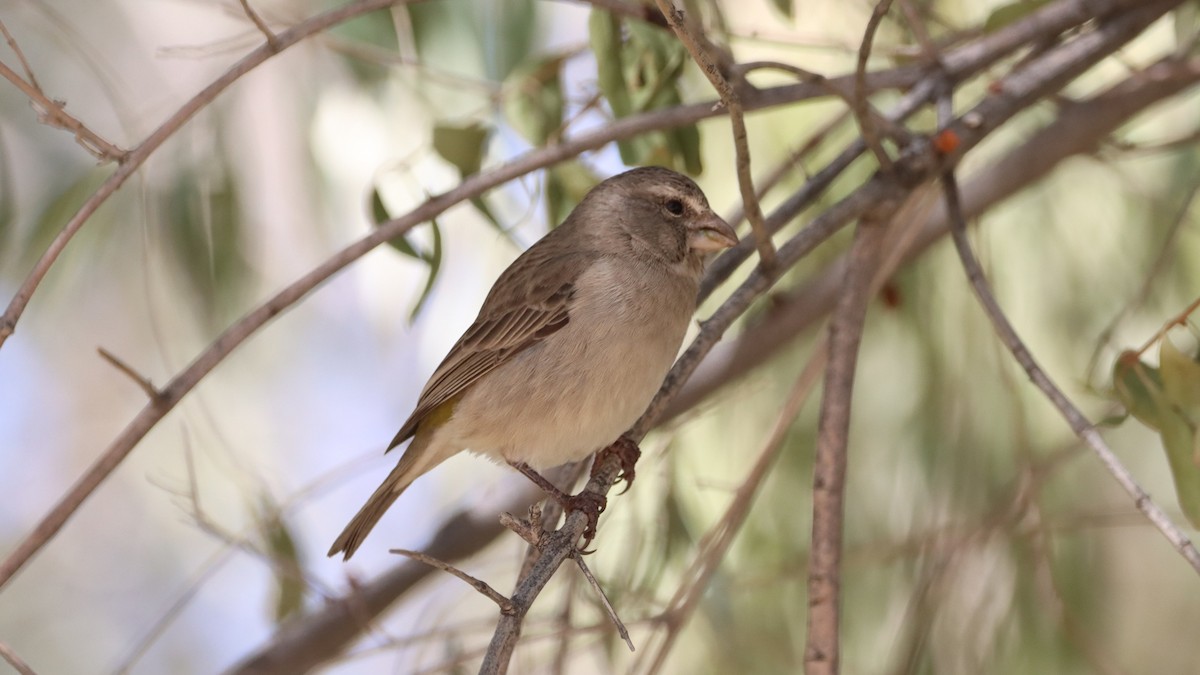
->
563, 490, 607, 550
594, 435, 642, 495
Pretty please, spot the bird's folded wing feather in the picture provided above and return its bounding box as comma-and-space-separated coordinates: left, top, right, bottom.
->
386, 248, 591, 450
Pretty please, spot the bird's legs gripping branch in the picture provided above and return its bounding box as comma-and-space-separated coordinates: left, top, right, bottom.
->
594, 435, 641, 493
508, 435, 642, 546
509, 461, 606, 545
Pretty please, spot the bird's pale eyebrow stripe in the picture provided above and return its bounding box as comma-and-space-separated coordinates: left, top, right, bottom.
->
644, 185, 706, 208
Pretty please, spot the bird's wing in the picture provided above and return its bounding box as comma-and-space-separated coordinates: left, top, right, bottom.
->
386, 247, 591, 450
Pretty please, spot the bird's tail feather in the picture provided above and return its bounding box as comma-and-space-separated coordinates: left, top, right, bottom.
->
328, 433, 444, 560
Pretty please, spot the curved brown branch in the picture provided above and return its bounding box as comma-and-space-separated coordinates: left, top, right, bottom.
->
855, 0, 896, 171
940, 169, 1200, 574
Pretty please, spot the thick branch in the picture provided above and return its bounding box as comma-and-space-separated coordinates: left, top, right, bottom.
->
803, 210, 888, 675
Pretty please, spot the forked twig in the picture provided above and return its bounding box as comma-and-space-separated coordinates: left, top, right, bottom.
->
96, 347, 163, 401
568, 550, 634, 652
390, 549, 514, 614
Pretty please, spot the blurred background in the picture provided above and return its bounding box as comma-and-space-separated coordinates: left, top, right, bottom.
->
2, 0, 1200, 673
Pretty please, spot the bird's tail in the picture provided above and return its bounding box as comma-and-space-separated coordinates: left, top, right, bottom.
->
327, 432, 444, 560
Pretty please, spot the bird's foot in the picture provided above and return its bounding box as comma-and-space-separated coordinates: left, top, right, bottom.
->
508, 461, 607, 549
593, 435, 642, 494
563, 490, 607, 550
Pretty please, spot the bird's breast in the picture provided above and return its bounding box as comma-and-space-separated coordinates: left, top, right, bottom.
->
446, 258, 699, 468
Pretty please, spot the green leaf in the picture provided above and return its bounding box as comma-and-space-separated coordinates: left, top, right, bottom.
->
669, 111, 704, 175
504, 54, 566, 146
368, 188, 446, 322
1156, 400, 1200, 529
546, 161, 600, 225
406, 0, 536, 82
24, 168, 110, 268
473, 0, 535, 81
369, 187, 422, 258
768, 0, 794, 19
409, 218, 443, 323
165, 163, 247, 319
330, 8, 399, 83
1113, 345, 1200, 529
1160, 336, 1200, 416
1112, 351, 1168, 430
589, 10, 632, 118
588, 11, 704, 174
258, 505, 306, 624
433, 123, 490, 176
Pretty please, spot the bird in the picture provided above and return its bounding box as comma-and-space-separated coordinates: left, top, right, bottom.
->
328, 166, 737, 560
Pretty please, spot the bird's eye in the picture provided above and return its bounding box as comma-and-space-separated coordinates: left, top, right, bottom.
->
665, 199, 685, 216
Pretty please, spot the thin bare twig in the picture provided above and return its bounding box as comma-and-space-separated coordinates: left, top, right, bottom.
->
856, 0, 897, 171
655, 0, 777, 269
236, 0, 279, 47
939, 169, 1200, 574
0, 18, 39, 87
0, 20, 125, 161
0, 642, 37, 675
568, 550, 634, 652
96, 347, 162, 400
390, 549, 514, 613
1133, 295, 1200, 356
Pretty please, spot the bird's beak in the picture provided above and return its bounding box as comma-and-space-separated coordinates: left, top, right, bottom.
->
688, 212, 739, 252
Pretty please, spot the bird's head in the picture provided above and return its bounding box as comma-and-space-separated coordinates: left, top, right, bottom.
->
581, 166, 738, 273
